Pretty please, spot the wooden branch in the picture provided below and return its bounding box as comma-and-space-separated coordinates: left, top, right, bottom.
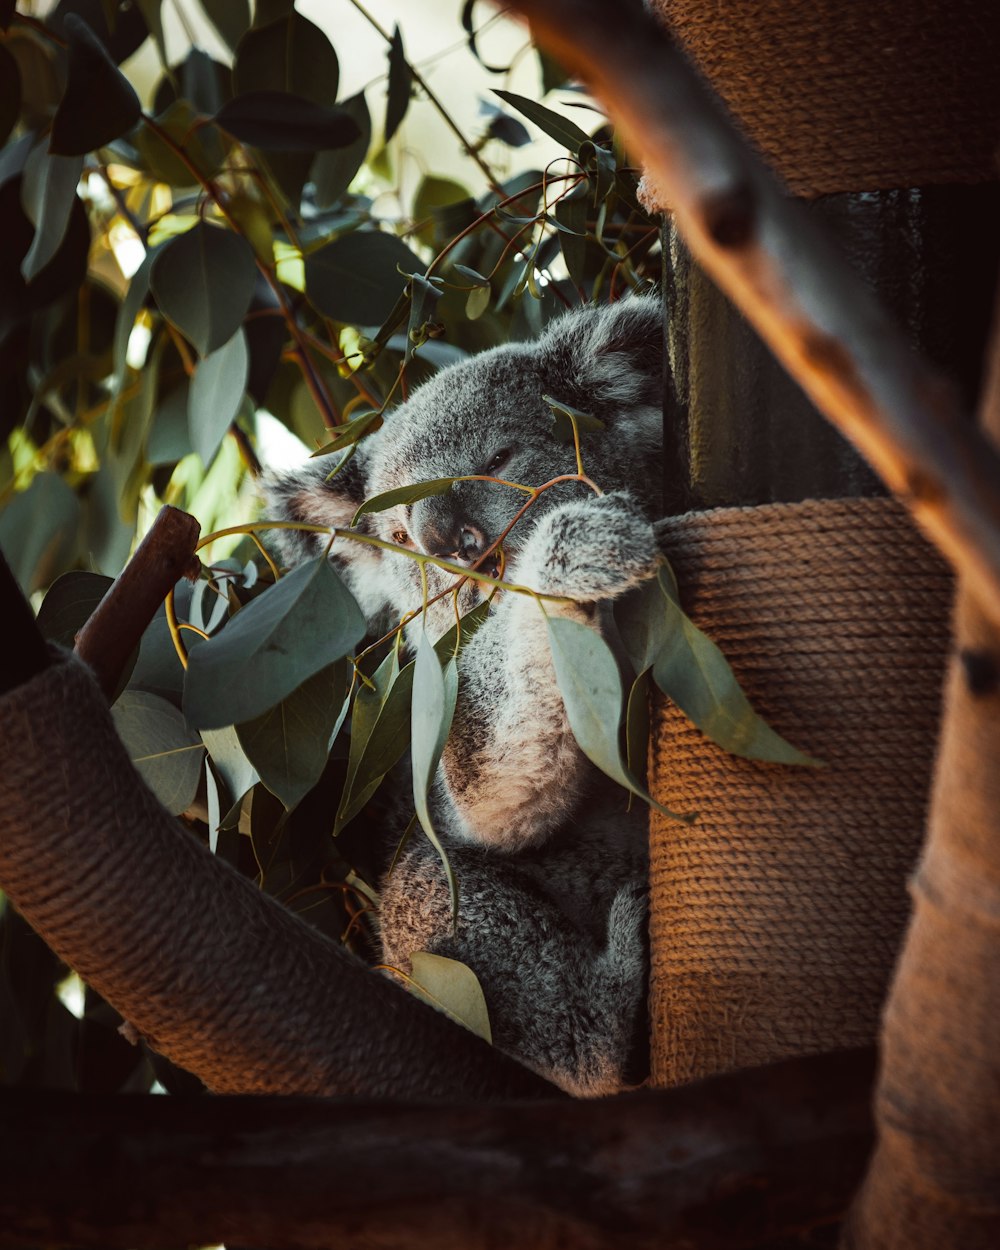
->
0, 1047, 875, 1250
74, 504, 201, 699
503, 0, 1000, 621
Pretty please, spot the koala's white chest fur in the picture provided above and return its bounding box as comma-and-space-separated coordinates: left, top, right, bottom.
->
265, 297, 664, 1094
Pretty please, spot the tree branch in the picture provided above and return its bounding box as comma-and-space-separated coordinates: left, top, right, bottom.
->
0, 1047, 874, 1250
74, 505, 201, 700
502, 0, 1000, 621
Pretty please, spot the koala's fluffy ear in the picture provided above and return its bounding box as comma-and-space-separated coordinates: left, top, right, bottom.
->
261, 447, 370, 570
538, 296, 663, 417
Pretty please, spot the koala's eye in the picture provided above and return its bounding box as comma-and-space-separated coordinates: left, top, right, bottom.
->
391, 528, 409, 545
485, 448, 512, 475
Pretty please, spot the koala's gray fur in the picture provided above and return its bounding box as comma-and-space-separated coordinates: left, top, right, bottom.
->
264, 297, 663, 1096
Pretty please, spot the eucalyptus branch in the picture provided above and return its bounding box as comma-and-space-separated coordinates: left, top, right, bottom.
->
504, 0, 1000, 623
344, 0, 506, 196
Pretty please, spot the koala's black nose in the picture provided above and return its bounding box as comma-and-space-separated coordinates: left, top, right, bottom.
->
412, 496, 487, 563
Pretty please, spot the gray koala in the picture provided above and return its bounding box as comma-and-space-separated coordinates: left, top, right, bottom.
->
265, 297, 664, 1096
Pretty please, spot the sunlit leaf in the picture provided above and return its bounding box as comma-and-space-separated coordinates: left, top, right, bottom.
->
111, 690, 204, 816
183, 556, 365, 729
187, 327, 248, 466
351, 476, 458, 525
651, 568, 821, 766
411, 632, 459, 919
404, 951, 492, 1042
151, 221, 256, 358
237, 659, 348, 809
49, 14, 141, 155
305, 232, 422, 327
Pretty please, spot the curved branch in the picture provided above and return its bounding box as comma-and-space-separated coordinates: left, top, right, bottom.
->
502, 0, 1000, 622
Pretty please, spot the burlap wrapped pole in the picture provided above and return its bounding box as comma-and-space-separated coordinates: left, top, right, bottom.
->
649, 497, 953, 1085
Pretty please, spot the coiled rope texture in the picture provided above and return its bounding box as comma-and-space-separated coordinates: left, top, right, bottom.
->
650, 497, 953, 1086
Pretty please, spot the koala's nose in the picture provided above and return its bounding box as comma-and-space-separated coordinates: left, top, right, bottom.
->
423, 521, 485, 562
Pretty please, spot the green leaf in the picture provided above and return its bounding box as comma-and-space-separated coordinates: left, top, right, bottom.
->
404, 951, 492, 1043
19, 144, 84, 282
36, 570, 113, 646
492, 89, 591, 153
135, 100, 227, 186
651, 568, 821, 766
312, 409, 384, 456
538, 48, 569, 94
311, 92, 372, 209
305, 232, 422, 327
214, 92, 361, 151
0, 472, 81, 595
234, 12, 338, 104
151, 221, 256, 357
49, 14, 141, 155
201, 725, 259, 807
351, 476, 458, 525
200, 0, 250, 52
547, 614, 690, 821
237, 659, 348, 810
384, 25, 411, 142
624, 667, 651, 807
187, 328, 249, 466
466, 283, 490, 321
111, 690, 204, 816
335, 647, 414, 833
183, 556, 366, 729
147, 382, 192, 465
411, 632, 459, 921
615, 571, 669, 676
543, 393, 605, 444
110, 247, 154, 391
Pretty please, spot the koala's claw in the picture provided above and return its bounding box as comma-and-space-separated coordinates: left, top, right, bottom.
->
514, 492, 659, 601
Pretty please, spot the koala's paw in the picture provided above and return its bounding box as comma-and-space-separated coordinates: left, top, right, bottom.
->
601, 880, 649, 987
515, 492, 659, 601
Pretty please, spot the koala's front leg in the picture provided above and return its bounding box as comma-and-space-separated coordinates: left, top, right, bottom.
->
437, 492, 659, 850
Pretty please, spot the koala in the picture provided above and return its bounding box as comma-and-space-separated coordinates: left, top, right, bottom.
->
265, 297, 664, 1096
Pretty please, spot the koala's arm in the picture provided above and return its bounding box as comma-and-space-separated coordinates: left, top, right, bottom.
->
436, 492, 659, 852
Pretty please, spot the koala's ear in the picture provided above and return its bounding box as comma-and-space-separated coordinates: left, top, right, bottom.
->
538, 297, 663, 416
260, 447, 370, 569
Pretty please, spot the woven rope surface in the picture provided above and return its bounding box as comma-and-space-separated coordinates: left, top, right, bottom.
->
649, 497, 952, 1086
0, 655, 547, 1100
649, 0, 1000, 197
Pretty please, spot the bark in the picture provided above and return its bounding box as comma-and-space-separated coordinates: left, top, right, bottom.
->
841, 291, 1000, 1250
501, 0, 1000, 625
0, 1048, 874, 1250
74, 504, 201, 699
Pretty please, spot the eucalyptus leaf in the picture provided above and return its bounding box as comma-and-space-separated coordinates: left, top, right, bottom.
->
546, 614, 690, 821
351, 477, 458, 525
624, 667, 651, 805
20, 145, 83, 281
111, 690, 204, 816
312, 410, 383, 457
201, 724, 260, 807
492, 89, 591, 153
183, 556, 366, 729
311, 92, 372, 209
384, 25, 411, 142
237, 659, 349, 810
36, 570, 113, 646
200, 0, 250, 52
405, 950, 492, 1042
0, 472, 81, 595
543, 393, 605, 443
411, 632, 459, 921
651, 569, 821, 766
151, 221, 256, 358
214, 92, 361, 151
305, 232, 422, 327
49, 14, 141, 155
334, 647, 414, 834
188, 328, 248, 466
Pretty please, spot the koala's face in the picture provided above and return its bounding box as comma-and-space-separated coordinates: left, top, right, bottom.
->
266, 297, 664, 638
